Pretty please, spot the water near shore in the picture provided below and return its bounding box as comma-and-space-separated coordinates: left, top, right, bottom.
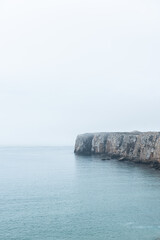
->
0, 147, 160, 240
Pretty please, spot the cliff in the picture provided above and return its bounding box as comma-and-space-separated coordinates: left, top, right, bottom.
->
74, 132, 160, 168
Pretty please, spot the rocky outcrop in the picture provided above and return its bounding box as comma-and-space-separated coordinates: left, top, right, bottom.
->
74, 133, 94, 155
74, 132, 160, 168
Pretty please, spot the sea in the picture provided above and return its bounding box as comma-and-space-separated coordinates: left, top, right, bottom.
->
0, 146, 160, 240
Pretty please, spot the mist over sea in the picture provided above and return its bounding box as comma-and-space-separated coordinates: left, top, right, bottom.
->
0, 146, 160, 240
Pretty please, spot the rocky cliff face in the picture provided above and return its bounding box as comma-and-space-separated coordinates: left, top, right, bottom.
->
74, 132, 160, 167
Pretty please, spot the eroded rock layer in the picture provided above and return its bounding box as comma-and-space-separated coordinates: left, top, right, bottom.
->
74, 132, 160, 167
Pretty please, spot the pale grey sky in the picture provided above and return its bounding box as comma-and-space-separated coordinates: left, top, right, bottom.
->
0, 0, 160, 145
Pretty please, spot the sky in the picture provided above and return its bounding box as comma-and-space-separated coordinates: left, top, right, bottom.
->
0, 0, 160, 146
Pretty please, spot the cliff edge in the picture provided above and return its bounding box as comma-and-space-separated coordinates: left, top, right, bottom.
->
74, 132, 160, 168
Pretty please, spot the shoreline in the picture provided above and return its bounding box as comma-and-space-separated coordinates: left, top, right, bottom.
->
74, 132, 160, 170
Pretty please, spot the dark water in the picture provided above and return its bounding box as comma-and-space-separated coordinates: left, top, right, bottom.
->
0, 147, 160, 240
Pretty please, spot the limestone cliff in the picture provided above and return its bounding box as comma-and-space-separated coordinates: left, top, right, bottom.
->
74, 132, 160, 168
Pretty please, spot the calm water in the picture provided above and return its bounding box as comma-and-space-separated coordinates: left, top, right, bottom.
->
0, 147, 160, 240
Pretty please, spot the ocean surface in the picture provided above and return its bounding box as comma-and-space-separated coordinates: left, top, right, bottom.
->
1, 147, 160, 240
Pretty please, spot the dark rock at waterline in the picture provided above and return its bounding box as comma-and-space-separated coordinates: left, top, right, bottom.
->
101, 156, 111, 161
118, 157, 126, 161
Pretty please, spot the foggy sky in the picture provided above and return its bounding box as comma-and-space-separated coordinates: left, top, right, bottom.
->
0, 0, 160, 146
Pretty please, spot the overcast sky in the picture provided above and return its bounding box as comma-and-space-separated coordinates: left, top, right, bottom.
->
0, 0, 160, 146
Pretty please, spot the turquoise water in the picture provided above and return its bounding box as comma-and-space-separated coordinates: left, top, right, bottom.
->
0, 147, 160, 240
